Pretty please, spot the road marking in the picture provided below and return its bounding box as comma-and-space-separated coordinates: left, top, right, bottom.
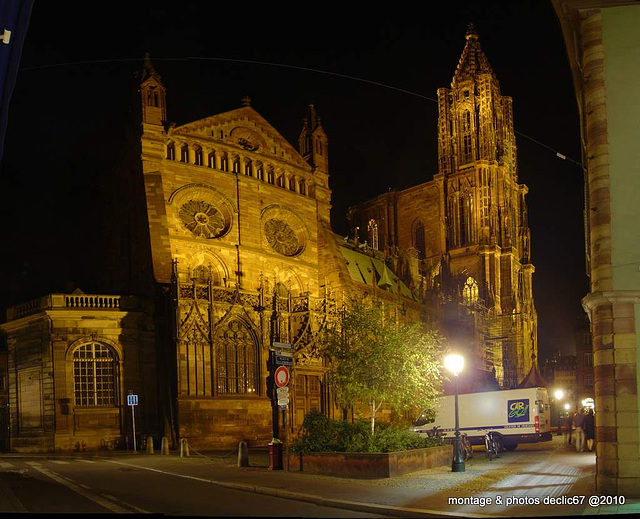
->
76, 459, 97, 463
50, 460, 70, 465
26, 461, 42, 466
0, 462, 14, 468
29, 464, 147, 514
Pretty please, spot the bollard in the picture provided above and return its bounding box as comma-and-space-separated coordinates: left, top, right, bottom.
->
161, 436, 169, 455
237, 441, 249, 467
146, 436, 154, 454
180, 438, 190, 458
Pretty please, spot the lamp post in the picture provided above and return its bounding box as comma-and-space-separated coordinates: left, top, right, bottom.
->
444, 353, 465, 473
554, 389, 565, 436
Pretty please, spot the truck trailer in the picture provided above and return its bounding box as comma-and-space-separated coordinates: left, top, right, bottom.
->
412, 387, 552, 451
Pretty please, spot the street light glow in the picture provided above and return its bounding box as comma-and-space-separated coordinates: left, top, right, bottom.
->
554, 389, 564, 400
444, 353, 464, 376
564, 403, 571, 411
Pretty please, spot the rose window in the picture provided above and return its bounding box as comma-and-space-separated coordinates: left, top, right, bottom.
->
264, 219, 301, 256
179, 200, 226, 238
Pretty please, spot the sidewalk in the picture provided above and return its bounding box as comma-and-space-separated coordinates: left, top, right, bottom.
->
3, 436, 639, 517
103, 436, 640, 517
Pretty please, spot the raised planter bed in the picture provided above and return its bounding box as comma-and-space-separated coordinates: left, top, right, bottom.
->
288, 444, 452, 478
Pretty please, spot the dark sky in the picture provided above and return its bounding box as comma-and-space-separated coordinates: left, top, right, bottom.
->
0, 1, 588, 361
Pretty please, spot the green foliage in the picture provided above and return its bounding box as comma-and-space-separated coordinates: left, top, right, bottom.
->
290, 410, 443, 453
319, 298, 445, 434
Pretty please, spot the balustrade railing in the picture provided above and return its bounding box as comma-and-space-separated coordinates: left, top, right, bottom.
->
6, 293, 131, 321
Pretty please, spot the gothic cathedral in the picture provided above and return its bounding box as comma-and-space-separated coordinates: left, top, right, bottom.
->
0, 27, 537, 452
349, 25, 537, 388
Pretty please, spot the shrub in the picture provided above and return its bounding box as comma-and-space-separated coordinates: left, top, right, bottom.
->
290, 410, 443, 453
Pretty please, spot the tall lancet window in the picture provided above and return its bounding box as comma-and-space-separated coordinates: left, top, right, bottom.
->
462, 110, 473, 163
414, 221, 426, 258
458, 195, 467, 246
367, 219, 379, 250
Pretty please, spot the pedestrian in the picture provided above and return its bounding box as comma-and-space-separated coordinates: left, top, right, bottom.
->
563, 412, 573, 445
584, 408, 595, 452
573, 408, 586, 452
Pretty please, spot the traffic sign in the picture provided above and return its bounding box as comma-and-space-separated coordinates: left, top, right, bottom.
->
276, 386, 289, 396
275, 355, 293, 366
274, 366, 290, 387
127, 394, 138, 406
272, 341, 293, 350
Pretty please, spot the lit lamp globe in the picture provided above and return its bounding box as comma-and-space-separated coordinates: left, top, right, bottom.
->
564, 403, 571, 411
554, 389, 565, 401
444, 354, 464, 376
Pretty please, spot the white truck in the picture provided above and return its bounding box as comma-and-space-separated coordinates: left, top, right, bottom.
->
412, 387, 552, 451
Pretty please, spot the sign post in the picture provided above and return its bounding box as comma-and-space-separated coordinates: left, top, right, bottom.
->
127, 392, 139, 452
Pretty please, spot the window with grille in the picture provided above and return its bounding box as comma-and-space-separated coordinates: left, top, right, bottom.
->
216, 321, 258, 395
73, 342, 119, 407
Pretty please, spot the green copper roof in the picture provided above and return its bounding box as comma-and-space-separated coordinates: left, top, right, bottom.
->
338, 245, 415, 300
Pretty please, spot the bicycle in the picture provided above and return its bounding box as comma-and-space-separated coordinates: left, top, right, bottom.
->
426, 426, 444, 440
460, 433, 473, 461
485, 431, 501, 461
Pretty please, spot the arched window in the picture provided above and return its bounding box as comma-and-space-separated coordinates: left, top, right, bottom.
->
180, 144, 189, 163
267, 169, 275, 184
462, 277, 479, 305
459, 195, 467, 246
367, 219, 379, 250
244, 161, 252, 177
232, 157, 240, 173
277, 175, 285, 188
216, 320, 258, 395
298, 180, 306, 195
414, 221, 426, 258
256, 165, 264, 181
192, 265, 211, 283
462, 110, 473, 163
166, 142, 175, 160
194, 146, 203, 166
207, 151, 216, 168
73, 342, 119, 407
289, 177, 296, 191
220, 154, 229, 172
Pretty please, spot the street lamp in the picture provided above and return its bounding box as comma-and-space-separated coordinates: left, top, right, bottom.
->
444, 353, 465, 473
553, 389, 565, 435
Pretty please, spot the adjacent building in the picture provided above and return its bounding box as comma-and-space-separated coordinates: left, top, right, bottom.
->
553, 0, 640, 496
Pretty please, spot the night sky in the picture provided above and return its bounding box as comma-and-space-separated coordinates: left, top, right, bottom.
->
0, 1, 588, 361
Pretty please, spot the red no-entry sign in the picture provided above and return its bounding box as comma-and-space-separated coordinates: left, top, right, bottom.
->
274, 366, 290, 387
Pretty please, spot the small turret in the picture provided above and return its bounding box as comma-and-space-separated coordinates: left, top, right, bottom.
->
140, 53, 167, 126
298, 104, 328, 174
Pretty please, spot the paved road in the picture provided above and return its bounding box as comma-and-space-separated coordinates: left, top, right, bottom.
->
1, 436, 637, 517
0, 456, 387, 516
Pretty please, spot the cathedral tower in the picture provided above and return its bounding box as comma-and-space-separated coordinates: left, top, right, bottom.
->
348, 26, 538, 388
436, 24, 537, 386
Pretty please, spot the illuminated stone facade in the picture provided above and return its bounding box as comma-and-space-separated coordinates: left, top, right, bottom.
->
0, 293, 155, 453
348, 26, 538, 388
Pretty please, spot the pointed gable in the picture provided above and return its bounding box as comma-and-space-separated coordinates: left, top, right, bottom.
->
169, 105, 311, 170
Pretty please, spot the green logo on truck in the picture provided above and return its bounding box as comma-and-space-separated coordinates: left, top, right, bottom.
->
508, 399, 530, 423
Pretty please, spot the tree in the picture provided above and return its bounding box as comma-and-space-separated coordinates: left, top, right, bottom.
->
319, 298, 444, 435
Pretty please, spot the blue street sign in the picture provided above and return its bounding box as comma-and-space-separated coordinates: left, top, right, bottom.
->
275, 355, 293, 366
127, 394, 139, 406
